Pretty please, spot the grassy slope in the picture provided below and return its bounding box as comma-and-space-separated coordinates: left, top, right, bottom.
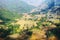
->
0, 8, 23, 21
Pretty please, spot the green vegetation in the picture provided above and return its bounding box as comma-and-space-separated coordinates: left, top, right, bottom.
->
0, 8, 60, 40
0, 8, 23, 20
7, 24, 20, 34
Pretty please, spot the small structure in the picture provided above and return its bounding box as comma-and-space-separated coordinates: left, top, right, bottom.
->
0, 20, 4, 24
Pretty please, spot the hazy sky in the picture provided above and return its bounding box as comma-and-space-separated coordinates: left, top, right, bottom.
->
22, 0, 46, 7
0, 0, 60, 7
22, 0, 60, 7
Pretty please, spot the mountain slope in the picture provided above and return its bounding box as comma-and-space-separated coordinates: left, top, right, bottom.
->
0, 0, 36, 13
0, 8, 23, 22
30, 0, 60, 14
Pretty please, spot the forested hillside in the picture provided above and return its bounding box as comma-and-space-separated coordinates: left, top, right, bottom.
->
0, 0, 36, 13
0, 8, 23, 24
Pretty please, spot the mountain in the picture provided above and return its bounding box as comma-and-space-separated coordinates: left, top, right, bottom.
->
30, 0, 60, 14
0, 0, 36, 13
0, 0, 36, 23
55, 0, 60, 6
